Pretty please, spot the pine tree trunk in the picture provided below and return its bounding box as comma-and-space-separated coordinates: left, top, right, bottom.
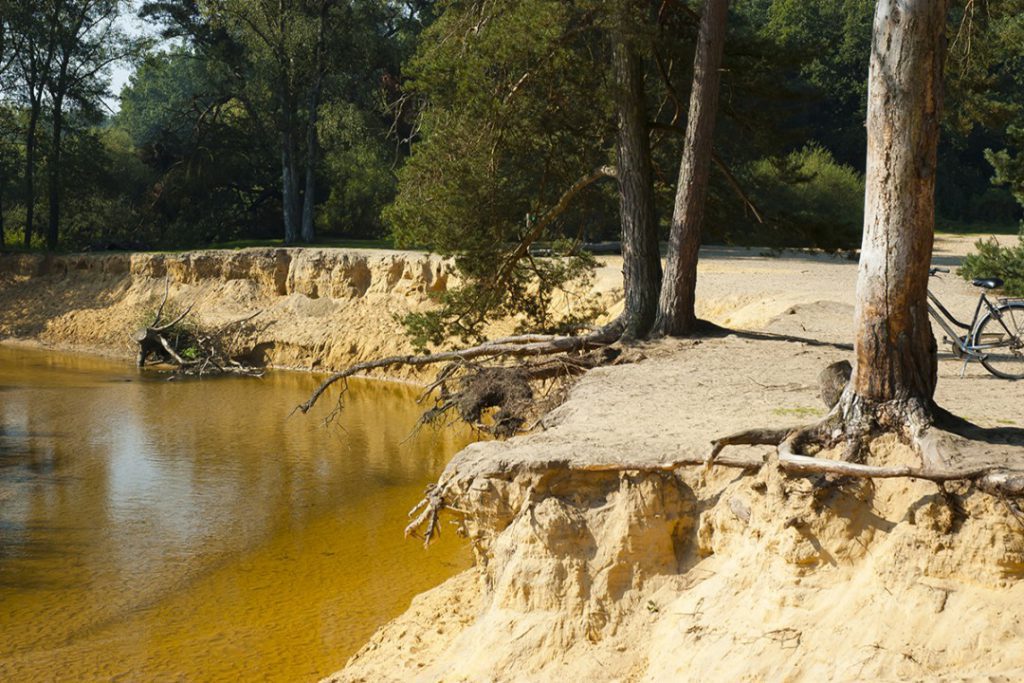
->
654, 0, 728, 336
46, 99, 63, 251
852, 0, 947, 403
23, 105, 39, 249
612, 33, 661, 340
282, 131, 299, 244
300, 80, 322, 244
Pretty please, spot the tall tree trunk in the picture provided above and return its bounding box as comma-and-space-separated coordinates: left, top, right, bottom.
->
300, 80, 322, 244
46, 98, 63, 251
282, 131, 299, 244
654, 0, 728, 336
0, 182, 6, 248
852, 0, 947, 404
612, 33, 661, 340
23, 105, 39, 248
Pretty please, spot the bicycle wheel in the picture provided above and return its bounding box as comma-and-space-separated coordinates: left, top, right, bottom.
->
976, 302, 1024, 380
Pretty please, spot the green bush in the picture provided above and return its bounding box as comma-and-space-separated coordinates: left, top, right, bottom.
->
961, 231, 1024, 296
727, 144, 864, 251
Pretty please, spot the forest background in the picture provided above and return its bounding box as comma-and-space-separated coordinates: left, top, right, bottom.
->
0, 1, 1021, 285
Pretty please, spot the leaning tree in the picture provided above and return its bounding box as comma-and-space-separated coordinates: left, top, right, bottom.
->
298, 0, 674, 430
655, 0, 729, 337
298, 0, 734, 430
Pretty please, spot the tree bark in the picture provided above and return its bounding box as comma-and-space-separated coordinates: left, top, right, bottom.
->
852, 0, 947, 403
281, 129, 300, 244
46, 95, 63, 251
23, 104, 39, 248
654, 0, 728, 336
300, 79, 322, 244
612, 32, 662, 339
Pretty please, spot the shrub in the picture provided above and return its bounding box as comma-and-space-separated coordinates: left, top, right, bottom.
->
961, 231, 1024, 296
725, 144, 864, 251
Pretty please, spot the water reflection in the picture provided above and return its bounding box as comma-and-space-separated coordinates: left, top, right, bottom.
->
0, 345, 473, 681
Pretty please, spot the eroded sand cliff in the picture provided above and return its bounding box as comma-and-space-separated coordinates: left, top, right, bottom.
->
0, 248, 451, 378
334, 331, 1024, 682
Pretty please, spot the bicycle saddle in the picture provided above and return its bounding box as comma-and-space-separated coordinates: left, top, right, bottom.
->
972, 277, 1004, 289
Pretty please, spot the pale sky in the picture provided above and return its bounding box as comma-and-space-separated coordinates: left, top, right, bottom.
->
106, 2, 165, 114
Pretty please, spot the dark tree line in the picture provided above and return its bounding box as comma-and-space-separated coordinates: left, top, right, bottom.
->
0, 0, 1021, 278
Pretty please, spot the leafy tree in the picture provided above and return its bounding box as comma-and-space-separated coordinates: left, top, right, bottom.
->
0, 105, 21, 247
4, 1, 54, 247
757, 0, 873, 169
116, 47, 279, 245
317, 100, 395, 238
386, 0, 621, 347
201, 0, 362, 243
42, 0, 138, 250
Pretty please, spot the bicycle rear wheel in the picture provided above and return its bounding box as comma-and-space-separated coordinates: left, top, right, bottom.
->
976, 301, 1024, 380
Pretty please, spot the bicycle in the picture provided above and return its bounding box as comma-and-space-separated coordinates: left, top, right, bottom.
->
928, 267, 1024, 379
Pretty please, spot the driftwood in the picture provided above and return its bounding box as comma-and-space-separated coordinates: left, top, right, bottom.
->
134, 281, 263, 377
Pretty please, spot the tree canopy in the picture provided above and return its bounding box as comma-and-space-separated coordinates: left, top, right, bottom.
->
0, 0, 1018, 289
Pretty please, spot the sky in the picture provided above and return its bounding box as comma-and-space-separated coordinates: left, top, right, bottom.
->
105, 3, 164, 113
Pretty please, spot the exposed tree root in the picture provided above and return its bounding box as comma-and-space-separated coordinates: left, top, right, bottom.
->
134, 280, 264, 377
402, 362, 1024, 547
418, 347, 620, 437
706, 364, 1024, 499
297, 317, 643, 437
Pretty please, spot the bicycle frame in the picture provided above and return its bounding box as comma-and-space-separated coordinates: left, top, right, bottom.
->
927, 289, 1020, 360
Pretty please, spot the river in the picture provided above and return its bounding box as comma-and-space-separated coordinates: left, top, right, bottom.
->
0, 345, 473, 681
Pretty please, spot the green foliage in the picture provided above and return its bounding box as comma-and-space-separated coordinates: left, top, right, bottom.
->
116, 47, 278, 246
0, 0, 1019, 303
318, 101, 395, 238
986, 125, 1024, 214
961, 233, 1024, 297
758, 0, 873, 168
725, 145, 864, 251
58, 125, 157, 249
385, 0, 616, 345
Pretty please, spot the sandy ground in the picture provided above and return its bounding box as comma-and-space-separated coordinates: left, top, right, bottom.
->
333, 233, 1024, 682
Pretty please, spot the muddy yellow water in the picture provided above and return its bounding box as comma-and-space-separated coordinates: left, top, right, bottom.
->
0, 345, 474, 681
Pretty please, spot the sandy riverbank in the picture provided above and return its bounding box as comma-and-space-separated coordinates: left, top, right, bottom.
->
329, 233, 1024, 682
4, 235, 1024, 681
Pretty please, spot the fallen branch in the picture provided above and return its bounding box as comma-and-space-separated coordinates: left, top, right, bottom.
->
298, 323, 623, 416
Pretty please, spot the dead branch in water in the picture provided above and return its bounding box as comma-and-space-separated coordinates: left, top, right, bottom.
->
134, 280, 264, 377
